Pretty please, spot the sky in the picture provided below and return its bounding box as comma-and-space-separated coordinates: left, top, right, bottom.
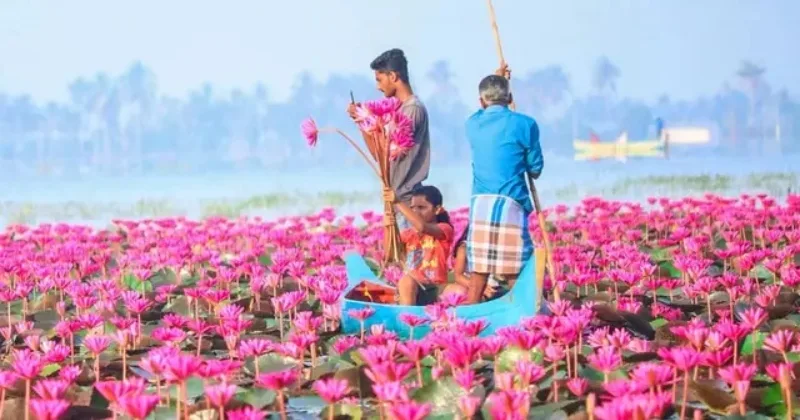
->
1, 0, 798, 106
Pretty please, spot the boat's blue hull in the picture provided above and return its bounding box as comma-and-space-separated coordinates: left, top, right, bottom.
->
340, 249, 541, 340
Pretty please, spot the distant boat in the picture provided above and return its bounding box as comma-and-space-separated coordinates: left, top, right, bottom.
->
573, 132, 666, 162
660, 127, 711, 145
573, 126, 711, 162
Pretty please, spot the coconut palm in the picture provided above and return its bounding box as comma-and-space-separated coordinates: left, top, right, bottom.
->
592, 56, 621, 97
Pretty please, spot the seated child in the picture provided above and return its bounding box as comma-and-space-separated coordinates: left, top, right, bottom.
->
384, 185, 454, 306
442, 227, 512, 302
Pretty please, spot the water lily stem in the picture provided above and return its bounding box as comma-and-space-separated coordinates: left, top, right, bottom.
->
322, 129, 382, 179
277, 390, 287, 420
680, 371, 690, 420
24, 379, 30, 420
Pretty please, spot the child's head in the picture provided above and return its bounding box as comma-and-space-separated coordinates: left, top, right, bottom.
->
409, 185, 450, 225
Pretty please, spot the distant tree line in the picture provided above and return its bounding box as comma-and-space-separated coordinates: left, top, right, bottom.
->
0, 57, 796, 177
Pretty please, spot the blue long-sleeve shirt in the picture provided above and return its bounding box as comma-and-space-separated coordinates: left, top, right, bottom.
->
465, 105, 544, 214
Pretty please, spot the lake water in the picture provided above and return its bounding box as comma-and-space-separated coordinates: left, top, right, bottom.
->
2, 153, 799, 228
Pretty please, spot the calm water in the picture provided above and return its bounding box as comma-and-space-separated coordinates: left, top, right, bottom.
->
2, 153, 799, 228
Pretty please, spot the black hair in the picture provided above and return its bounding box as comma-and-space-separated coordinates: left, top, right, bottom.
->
410, 185, 450, 225
370, 49, 410, 84
453, 226, 469, 258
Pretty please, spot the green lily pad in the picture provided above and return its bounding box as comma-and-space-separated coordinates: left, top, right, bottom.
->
650, 318, 668, 329
658, 260, 681, 279
322, 403, 363, 420
741, 332, 765, 356
643, 246, 675, 262
150, 268, 179, 286
761, 383, 783, 408
258, 253, 273, 267
123, 273, 154, 293
237, 388, 277, 409
412, 377, 474, 417
578, 366, 627, 382
244, 353, 300, 376
167, 377, 205, 403
726, 414, 781, 420
495, 347, 537, 373
749, 264, 774, 281
162, 296, 192, 316
146, 407, 178, 420
40, 363, 61, 377
528, 401, 580, 419
310, 357, 355, 380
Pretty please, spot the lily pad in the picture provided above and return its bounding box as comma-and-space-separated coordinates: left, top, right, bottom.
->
244, 353, 299, 376
689, 380, 736, 414
168, 377, 205, 402
310, 357, 356, 380
528, 401, 580, 419
495, 347, 537, 373
238, 388, 277, 409
650, 318, 668, 329
748, 264, 774, 281
40, 363, 61, 377
123, 272, 154, 293
412, 377, 470, 416
741, 332, 765, 356
321, 403, 363, 420
658, 260, 682, 279
258, 253, 273, 267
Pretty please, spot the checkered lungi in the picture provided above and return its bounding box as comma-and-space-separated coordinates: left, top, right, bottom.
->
466, 194, 533, 276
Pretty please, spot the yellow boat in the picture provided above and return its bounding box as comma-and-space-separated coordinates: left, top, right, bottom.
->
573, 132, 666, 162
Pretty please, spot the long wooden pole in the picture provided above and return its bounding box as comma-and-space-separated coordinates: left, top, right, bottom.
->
485, 0, 560, 303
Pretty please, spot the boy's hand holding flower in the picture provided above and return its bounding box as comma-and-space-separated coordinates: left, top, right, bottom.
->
382, 187, 397, 204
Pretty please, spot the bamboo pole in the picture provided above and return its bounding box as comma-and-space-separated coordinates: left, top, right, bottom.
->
485, 0, 560, 303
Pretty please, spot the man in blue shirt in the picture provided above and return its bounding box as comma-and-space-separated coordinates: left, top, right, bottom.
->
463, 74, 544, 304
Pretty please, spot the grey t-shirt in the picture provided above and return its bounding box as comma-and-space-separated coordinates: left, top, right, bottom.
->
391, 95, 430, 203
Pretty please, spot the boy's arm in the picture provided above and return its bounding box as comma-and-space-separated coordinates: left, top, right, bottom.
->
394, 202, 447, 240
383, 188, 447, 240
525, 120, 544, 179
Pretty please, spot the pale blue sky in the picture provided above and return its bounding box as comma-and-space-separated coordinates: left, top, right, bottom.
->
1, 0, 797, 105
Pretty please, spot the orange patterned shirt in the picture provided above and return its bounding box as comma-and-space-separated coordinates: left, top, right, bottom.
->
401, 223, 454, 285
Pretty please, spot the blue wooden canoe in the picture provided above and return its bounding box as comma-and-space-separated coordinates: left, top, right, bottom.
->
340, 248, 545, 339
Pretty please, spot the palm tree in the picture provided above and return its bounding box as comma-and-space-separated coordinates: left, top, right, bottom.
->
591, 56, 621, 125
592, 56, 621, 97
116, 61, 158, 172
517, 65, 570, 115
736, 60, 766, 148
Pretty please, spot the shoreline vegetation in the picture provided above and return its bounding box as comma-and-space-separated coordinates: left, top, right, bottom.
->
1, 171, 797, 227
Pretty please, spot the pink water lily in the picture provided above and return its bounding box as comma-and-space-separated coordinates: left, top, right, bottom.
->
0, 194, 798, 419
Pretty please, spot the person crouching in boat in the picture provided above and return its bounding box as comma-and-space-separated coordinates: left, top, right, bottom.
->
463, 70, 544, 305
383, 185, 454, 305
